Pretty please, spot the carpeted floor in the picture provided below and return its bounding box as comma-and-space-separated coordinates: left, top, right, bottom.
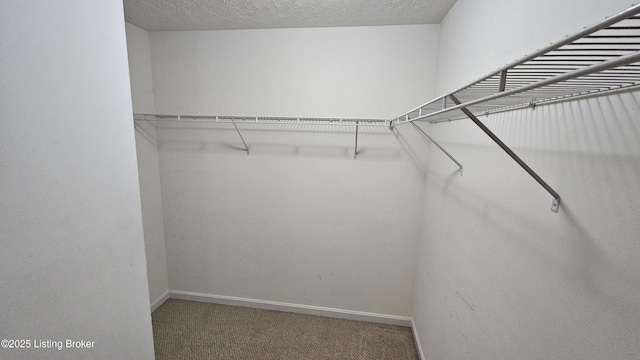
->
152, 299, 419, 360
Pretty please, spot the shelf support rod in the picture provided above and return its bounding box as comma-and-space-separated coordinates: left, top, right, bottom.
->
231, 120, 250, 155
449, 94, 560, 212
354, 121, 359, 159
411, 122, 463, 175
499, 70, 508, 92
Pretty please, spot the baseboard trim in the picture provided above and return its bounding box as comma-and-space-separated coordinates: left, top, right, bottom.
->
411, 318, 426, 360
150, 290, 170, 312
168, 290, 412, 327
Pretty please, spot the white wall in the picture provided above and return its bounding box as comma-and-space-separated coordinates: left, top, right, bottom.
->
159, 125, 425, 316
0, 2, 154, 360
413, 0, 640, 359
149, 25, 440, 316
150, 25, 440, 119
127, 23, 156, 113
126, 22, 170, 308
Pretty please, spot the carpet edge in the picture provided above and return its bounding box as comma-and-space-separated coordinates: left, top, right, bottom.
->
168, 289, 412, 327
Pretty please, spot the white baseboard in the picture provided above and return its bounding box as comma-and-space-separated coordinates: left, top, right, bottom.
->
411, 318, 426, 360
150, 290, 170, 312
168, 290, 412, 327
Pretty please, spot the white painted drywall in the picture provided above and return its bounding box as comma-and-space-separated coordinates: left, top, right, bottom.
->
149, 25, 440, 316
413, 0, 640, 359
126, 23, 156, 114
0, 2, 155, 359
158, 125, 425, 316
150, 25, 440, 119
126, 22, 170, 308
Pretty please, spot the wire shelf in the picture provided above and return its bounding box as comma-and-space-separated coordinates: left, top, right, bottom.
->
392, 4, 640, 125
134, 114, 390, 127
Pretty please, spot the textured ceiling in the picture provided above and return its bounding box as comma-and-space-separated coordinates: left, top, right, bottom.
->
124, 0, 458, 31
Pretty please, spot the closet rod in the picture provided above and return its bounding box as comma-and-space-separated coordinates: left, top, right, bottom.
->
435, 83, 640, 121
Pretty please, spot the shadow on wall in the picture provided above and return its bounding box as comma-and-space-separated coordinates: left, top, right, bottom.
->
135, 121, 158, 148
416, 90, 640, 333
391, 123, 436, 178
136, 121, 403, 161
425, 148, 639, 302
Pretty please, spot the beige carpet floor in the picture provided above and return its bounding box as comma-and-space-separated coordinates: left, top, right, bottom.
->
152, 299, 419, 360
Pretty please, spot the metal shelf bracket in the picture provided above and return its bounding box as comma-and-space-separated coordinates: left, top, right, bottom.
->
411, 122, 463, 175
231, 120, 250, 155
449, 94, 561, 213
354, 121, 359, 159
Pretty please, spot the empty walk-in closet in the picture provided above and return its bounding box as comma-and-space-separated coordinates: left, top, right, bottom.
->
1, 0, 639, 359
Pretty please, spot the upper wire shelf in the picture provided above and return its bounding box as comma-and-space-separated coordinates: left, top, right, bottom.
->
134, 114, 389, 159
134, 114, 390, 127
131, 6, 640, 213
392, 4, 640, 125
